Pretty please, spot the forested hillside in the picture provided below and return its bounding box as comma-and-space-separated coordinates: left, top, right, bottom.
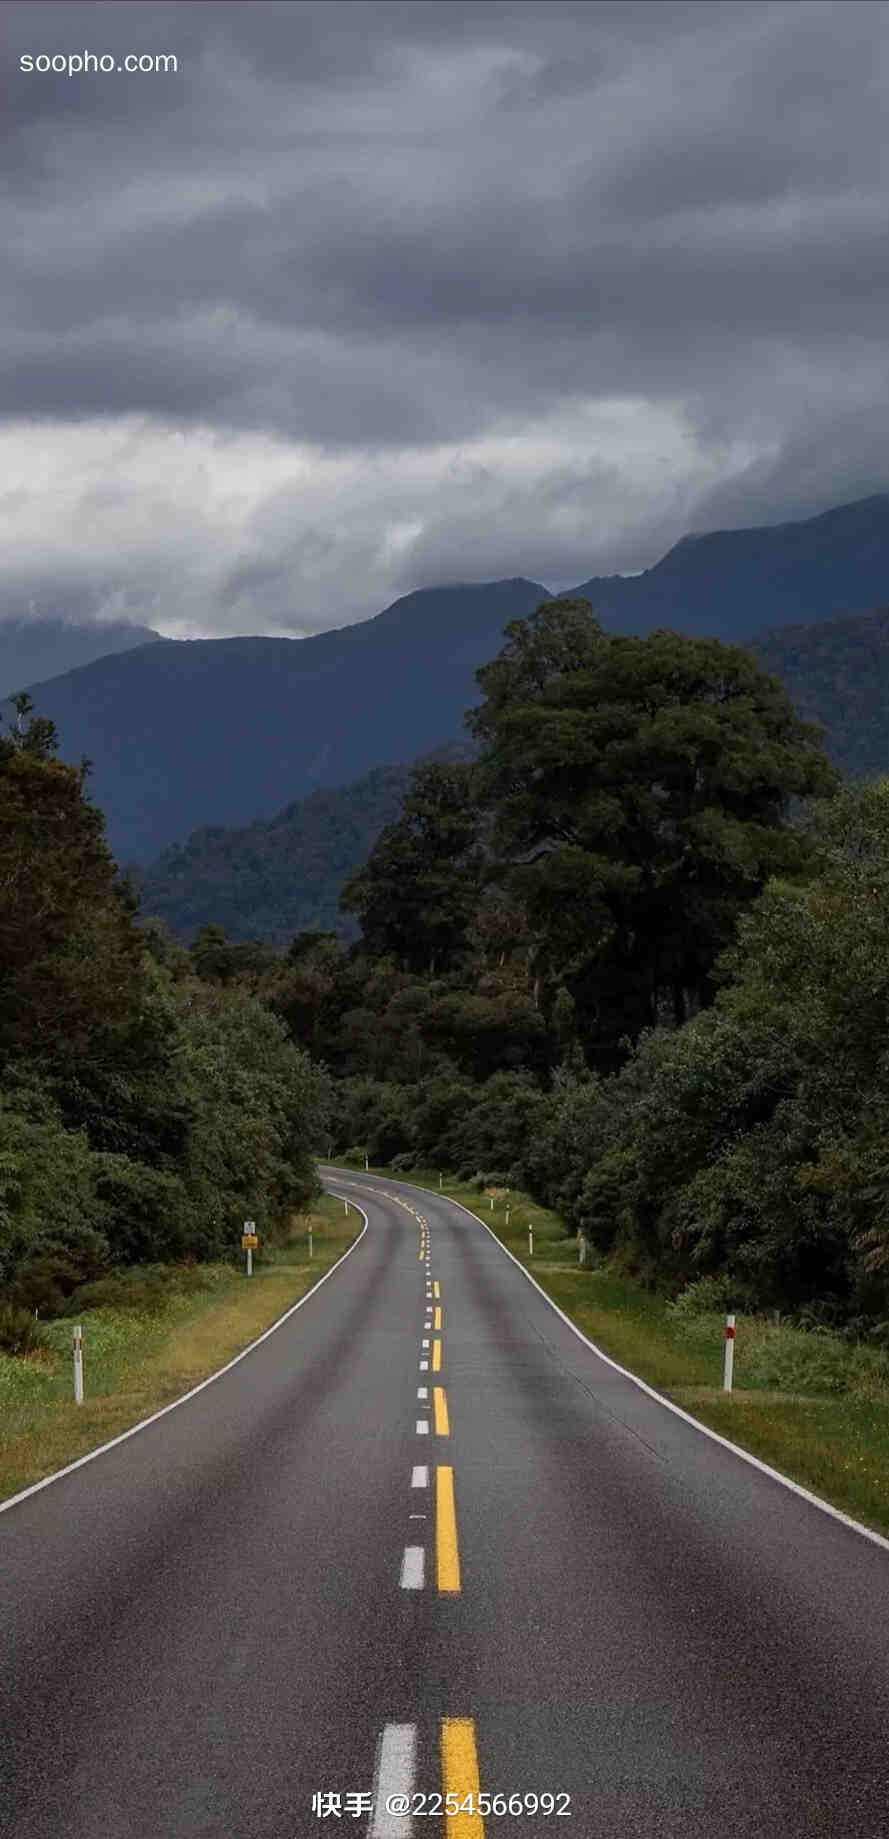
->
749, 605, 889, 781
129, 764, 415, 946
129, 746, 473, 945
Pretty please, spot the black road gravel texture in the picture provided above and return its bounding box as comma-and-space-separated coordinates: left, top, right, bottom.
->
2, 1168, 888, 1838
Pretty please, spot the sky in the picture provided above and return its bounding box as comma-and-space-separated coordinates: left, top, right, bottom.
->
4, 0, 889, 640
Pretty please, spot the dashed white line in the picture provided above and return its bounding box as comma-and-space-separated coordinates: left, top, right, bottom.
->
417, 1387, 428, 1399
411, 1466, 428, 1487
400, 1546, 425, 1589
422, 1338, 429, 1348
419, 1360, 428, 1370
416, 1419, 429, 1434
369, 1722, 416, 1836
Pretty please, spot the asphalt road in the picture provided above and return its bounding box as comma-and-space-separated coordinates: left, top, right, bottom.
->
3, 1169, 889, 1838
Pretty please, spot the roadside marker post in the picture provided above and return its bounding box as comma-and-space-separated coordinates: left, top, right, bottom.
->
308, 1224, 313, 1260
723, 1314, 735, 1392
439, 1172, 443, 1190
73, 1324, 83, 1405
365, 1152, 369, 1170
242, 1220, 258, 1276
528, 1224, 534, 1256
505, 1206, 510, 1227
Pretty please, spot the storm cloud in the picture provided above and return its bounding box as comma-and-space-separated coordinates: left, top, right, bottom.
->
3, 0, 888, 636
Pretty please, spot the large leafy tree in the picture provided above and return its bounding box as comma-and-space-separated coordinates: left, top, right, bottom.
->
467, 598, 839, 1068
0, 696, 179, 1137
340, 761, 482, 974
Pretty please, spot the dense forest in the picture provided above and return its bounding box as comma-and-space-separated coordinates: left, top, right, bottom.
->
4, 597, 889, 1335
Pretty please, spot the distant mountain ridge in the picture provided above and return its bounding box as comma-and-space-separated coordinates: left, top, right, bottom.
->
6, 493, 889, 867
5, 580, 551, 863
570, 495, 889, 640
0, 616, 160, 702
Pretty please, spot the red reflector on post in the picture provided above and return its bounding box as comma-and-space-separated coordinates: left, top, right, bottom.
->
725, 1324, 735, 1339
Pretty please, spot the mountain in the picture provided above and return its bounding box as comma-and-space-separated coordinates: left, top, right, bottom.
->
571, 494, 889, 641
0, 617, 160, 701
130, 761, 416, 945
7, 494, 889, 869
748, 605, 889, 783
5, 580, 551, 863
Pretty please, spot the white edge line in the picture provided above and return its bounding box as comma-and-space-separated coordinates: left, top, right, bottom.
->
0, 1192, 369, 1518
330, 1169, 889, 1557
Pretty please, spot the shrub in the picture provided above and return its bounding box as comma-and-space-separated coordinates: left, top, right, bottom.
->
0, 1302, 47, 1355
65, 1267, 170, 1317
667, 1273, 761, 1319
6, 1245, 107, 1317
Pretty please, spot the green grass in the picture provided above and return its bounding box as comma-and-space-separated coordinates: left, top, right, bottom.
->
0, 1194, 361, 1505
346, 1163, 889, 1541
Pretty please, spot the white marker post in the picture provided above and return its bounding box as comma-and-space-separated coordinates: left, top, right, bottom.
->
505, 1206, 510, 1228
490, 1196, 494, 1211
439, 1172, 443, 1190
308, 1223, 313, 1260
528, 1224, 534, 1256
723, 1314, 735, 1392
73, 1324, 84, 1404
365, 1151, 369, 1170
242, 1219, 257, 1277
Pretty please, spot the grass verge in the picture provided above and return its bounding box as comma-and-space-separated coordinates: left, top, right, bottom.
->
0, 1193, 361, 1506
344, 1163, 889, 1541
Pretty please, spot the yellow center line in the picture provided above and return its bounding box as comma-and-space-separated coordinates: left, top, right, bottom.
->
433, 1280, 440, 1298
436, 1465, 461, 1592
433, 1385, 450, 1436
441, 1718, 484, 1836
433, 1305, 442, 1330
432, 1338, 442, 1372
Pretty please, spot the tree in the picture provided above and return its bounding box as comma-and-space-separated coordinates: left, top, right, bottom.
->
0, 697, 166, 1092
340, 762, 482, 974
467, 598, 839, 1069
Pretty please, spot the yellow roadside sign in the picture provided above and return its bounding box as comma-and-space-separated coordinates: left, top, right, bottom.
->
241, 1233, 258, 1249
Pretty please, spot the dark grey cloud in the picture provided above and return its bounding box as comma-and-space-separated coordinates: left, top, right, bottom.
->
2, 0, 889, 637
